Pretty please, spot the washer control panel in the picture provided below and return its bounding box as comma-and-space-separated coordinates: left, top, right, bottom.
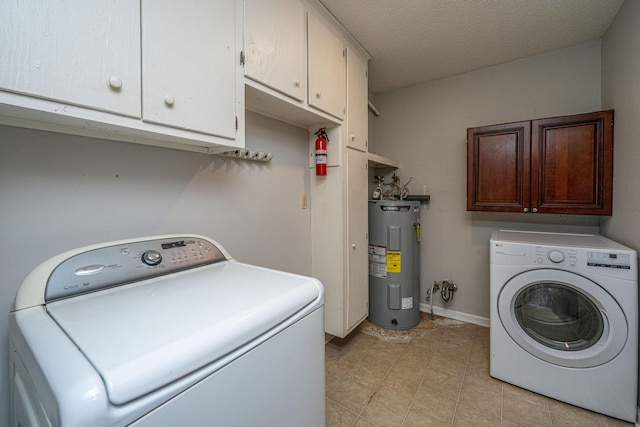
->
531, 247, 631, 269
534, 247, 578, 267
46, 237, 228, 302
587, 251, 632, 269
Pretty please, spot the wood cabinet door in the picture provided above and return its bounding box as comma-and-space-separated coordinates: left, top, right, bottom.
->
308, 12, 346, 119
467, 121, 531, 212
346, 49, 369, 152
142, 0, 237, 139
0, 0, 141, 117
346, 149, 369, 331
244, 0, 306, 102
531, 110, 613, 215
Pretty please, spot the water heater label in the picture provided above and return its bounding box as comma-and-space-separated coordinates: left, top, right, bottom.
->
369, 245, 387, 278
387, 251, 401, 273
402, 297, 413, 309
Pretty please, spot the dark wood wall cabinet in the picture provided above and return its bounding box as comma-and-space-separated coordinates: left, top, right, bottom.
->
467, 110, 613, 215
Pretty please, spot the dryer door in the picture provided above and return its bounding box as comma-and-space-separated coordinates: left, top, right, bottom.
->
498, 269, 627, 368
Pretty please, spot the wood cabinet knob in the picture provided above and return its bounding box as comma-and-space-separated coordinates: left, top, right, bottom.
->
108, 76, 122, 90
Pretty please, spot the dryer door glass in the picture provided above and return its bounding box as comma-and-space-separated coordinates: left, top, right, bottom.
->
514, 283, 603, 351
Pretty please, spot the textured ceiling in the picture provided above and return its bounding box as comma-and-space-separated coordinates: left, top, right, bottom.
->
319, 0, 624, 94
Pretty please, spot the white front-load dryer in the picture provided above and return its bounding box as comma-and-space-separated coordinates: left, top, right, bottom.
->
490, 230, 638, 423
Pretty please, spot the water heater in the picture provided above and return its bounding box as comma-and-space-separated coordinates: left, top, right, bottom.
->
368, 200, 421, 329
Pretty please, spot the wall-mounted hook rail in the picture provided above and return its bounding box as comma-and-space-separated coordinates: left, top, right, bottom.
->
215, 149, 273, 162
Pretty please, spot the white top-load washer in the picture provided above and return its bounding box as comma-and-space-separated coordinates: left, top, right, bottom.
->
490, 230, 637, 422
9, 235, 325, 427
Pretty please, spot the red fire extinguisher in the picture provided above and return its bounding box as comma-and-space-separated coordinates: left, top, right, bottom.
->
315, 128, 328, 176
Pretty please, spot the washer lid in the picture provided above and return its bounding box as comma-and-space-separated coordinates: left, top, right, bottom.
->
46, 261, 323, 405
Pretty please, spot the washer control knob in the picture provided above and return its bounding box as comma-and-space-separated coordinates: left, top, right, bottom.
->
548, 250, 565, 263
142, 250, 162, 266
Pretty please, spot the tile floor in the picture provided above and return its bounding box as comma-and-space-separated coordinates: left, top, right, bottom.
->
325, 314, 635, 427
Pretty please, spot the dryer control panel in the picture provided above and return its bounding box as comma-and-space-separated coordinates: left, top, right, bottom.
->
45, 236, 228, 302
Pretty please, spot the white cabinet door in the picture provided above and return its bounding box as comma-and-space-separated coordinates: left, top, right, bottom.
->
311, 164, 345, 337
142, 0, 236, 139
346, 50, 368, 152
0, 0, 141, 117
244, 0, 306, 102
346, 148, 369, 330
307, 12, 345, 120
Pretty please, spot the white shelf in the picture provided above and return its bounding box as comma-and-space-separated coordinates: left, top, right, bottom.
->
245, 80, 340, 130
368, 152, 398, 168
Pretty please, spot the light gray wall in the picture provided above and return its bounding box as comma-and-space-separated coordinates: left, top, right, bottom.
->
372, 40, 604, 323
0, 111, 311, 424
600, 3, 640, 412
601, 0, 640, 251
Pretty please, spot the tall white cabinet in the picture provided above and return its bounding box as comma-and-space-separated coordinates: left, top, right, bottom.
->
310, 47, 370, 338
243, 0, 372, 338
345, 148, 369, 331
310, 136, 370, 338
345, 50, 371, 332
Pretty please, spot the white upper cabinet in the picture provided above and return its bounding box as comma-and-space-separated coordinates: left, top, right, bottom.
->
244, 0, 307, 102
346, 50, 368, 152
307, 12, 346, 120
0, 0, 141, 118
0, 0, 243, 152
142, 0, 237, 139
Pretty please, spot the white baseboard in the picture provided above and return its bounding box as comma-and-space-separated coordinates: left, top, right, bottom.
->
419, 303, 490, 328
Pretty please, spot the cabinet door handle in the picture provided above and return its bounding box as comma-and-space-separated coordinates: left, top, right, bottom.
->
315, 92, 321, 99
351, 244, 356, 249
108, 76, 122, 90
293, 80, 300, 88
351, 134, 356, 141
164, 95, 175, 106
524, 208, 529, 213
532, 208, 538, 213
